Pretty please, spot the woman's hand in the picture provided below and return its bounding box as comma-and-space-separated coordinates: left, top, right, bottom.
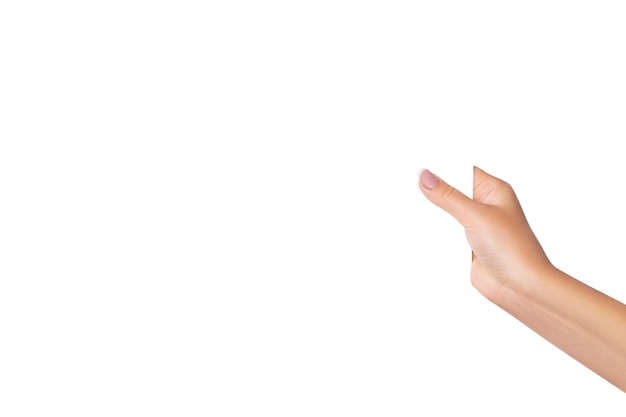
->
418, 166, 626, 392
418, 166, 552, 302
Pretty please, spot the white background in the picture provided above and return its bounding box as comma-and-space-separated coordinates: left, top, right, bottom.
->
1, 1, 625, 415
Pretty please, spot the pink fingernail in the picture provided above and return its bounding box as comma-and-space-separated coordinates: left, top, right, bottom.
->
418, 168, 440, 190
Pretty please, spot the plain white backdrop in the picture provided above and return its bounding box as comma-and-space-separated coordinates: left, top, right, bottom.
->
1, 1, 625, 415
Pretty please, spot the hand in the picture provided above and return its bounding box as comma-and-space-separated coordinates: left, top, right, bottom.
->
418, 167, 553, 303
419, 166, 626, 392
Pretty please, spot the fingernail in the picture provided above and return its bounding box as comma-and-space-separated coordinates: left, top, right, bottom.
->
418, 168, 440, 190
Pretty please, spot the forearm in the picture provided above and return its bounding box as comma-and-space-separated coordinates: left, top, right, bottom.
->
493, 267, 626, 392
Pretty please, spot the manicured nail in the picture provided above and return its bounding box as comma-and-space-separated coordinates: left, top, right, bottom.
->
418, 168, 440, 190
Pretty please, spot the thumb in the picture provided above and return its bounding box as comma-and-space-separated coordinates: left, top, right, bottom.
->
418, 168, 478, 227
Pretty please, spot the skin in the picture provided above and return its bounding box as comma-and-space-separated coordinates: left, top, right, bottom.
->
418, 166, 626, 392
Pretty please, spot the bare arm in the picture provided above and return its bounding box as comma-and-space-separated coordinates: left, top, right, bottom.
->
418, 167, 626, 392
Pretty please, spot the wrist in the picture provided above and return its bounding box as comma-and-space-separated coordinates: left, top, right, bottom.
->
483, 262, 558, 313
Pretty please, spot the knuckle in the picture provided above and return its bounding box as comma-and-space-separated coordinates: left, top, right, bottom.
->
500, 181, 514, 193
440, 185, 457, 201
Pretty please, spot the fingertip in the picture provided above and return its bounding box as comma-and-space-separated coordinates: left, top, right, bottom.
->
418, 168, 440, 190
